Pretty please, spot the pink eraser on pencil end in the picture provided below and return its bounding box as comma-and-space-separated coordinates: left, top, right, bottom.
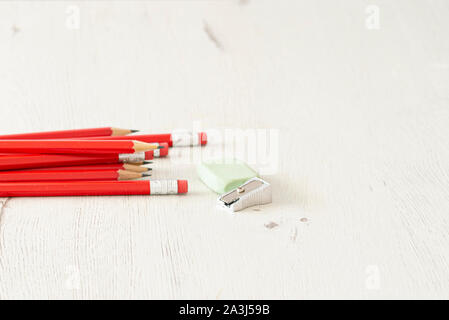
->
144, 151, 154, 160
177, 180, 188, 194
199, 132, 207, 146
159, 143, 169, 156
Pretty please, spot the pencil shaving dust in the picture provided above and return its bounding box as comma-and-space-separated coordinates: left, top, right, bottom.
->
264, 221, 279, 229
11, 25, 20, 34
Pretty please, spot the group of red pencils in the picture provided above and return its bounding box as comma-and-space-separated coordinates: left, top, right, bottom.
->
0, 127, 207, 197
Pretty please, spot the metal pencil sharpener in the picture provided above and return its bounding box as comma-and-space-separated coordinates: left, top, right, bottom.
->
217, 177, 272, 213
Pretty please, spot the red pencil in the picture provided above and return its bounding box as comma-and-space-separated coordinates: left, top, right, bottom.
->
0, 144, 168, 160
26, 163, 151, 173
79, 136, 170, 157
0, 153, 151, 171
0, 140, 157, 155
0, 127, 137, 140
0, 180, 188, 197
0, 169, 151, 182
78, 133, 207, 147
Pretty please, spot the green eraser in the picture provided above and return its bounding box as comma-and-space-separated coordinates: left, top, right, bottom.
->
197, 159, 259, 194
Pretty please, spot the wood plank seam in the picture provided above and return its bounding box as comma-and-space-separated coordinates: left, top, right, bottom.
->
0, 198, 11, 265
0, 198, 10, 226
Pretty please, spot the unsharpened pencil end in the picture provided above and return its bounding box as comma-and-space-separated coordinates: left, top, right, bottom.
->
178, 180, 188, 194
200, 132, 208, 146
144, 151, 154, 160
158, 143, 169, 157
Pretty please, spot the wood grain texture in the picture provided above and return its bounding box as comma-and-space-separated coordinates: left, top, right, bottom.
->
1, 0, 449, 299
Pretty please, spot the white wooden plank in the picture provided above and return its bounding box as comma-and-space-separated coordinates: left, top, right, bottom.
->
0, 0, 449, 299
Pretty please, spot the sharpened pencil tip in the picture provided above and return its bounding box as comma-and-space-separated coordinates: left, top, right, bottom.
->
142, 173, 152, 177
143, 161, 153, 165
131, 129, 139, 133
158, 146, 165, 149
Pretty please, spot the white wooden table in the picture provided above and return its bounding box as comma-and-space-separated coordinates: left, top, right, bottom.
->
1, 0, 449, 299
